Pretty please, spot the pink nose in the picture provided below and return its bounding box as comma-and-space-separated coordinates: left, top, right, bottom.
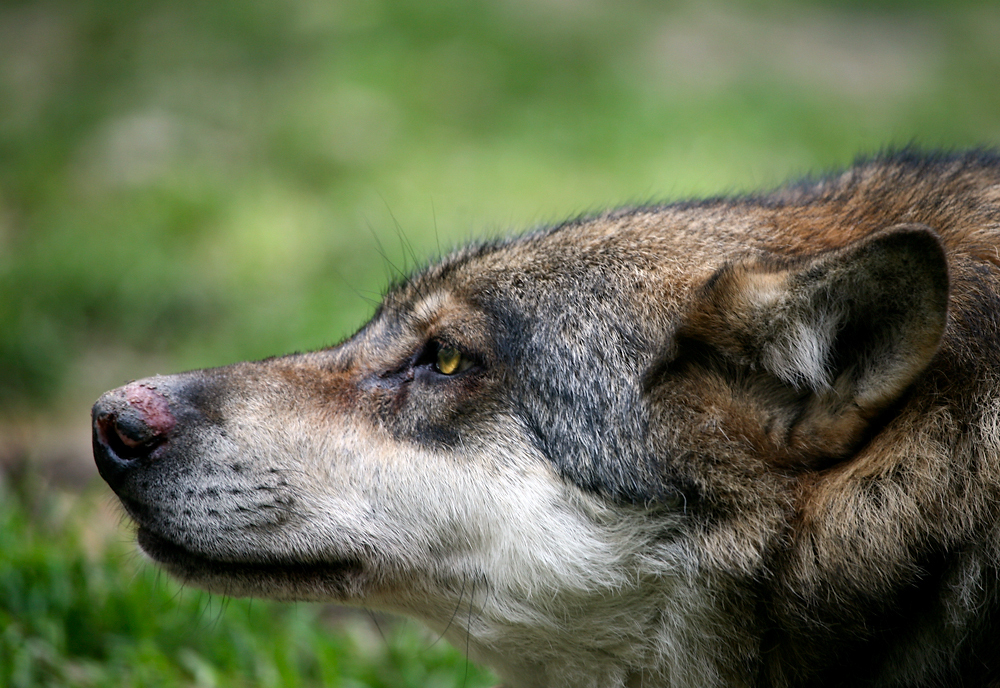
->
121, 382, 175, 437
94, 382, 175, 460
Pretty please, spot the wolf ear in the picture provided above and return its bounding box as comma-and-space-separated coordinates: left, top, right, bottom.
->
683, 224, 949, 457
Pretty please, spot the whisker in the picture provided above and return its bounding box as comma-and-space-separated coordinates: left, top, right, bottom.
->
428, 574, 467, 648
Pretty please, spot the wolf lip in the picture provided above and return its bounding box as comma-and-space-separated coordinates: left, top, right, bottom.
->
135, 527, 365, 586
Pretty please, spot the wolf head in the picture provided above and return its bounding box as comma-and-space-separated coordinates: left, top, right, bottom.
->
93, 152, 1000, 687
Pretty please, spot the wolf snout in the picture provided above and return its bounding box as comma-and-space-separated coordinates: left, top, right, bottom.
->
92, 382, 176, 485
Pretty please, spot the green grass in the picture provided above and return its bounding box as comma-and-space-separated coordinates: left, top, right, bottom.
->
0, 470, 497, 688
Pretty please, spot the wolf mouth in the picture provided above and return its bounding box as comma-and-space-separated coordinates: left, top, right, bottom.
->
135, 527, 366, 597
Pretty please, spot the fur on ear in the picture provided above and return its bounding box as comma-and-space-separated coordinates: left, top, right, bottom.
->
682, 224, 949, 460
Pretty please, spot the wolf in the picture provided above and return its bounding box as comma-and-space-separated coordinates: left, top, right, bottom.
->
92, 149, 1000, 687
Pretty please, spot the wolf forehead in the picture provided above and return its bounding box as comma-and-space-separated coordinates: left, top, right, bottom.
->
377, 205, 737, 349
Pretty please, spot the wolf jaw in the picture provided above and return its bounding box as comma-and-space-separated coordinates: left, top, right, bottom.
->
94, 150, 1000, 687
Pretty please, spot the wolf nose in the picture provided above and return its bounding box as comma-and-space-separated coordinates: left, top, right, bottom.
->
92, 382, 175, 486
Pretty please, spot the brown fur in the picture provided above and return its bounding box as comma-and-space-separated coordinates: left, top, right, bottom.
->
94, 150, 1000, 687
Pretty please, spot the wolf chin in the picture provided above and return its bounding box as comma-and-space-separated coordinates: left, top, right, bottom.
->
93, 150, 1000, 687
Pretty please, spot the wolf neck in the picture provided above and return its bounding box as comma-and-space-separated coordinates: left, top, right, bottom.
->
455, 612, 731, 688
422, 571, 735, 688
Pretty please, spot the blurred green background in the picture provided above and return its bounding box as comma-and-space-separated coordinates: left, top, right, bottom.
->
1, 0, 998, 685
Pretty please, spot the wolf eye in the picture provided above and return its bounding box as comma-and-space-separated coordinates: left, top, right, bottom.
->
435, 345, 472, 375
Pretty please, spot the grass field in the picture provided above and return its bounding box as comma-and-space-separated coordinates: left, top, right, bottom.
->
2, 0, 999, 685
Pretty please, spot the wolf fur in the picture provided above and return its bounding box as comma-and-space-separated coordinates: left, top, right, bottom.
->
93, 150, 1000, 687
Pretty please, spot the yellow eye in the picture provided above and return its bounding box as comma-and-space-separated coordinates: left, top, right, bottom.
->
436, 346, 466, 375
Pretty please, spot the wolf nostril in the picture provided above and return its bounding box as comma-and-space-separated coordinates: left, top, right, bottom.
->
110, 411, 153, 448
93, 382, 176, 463
96, 411, 164, 462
